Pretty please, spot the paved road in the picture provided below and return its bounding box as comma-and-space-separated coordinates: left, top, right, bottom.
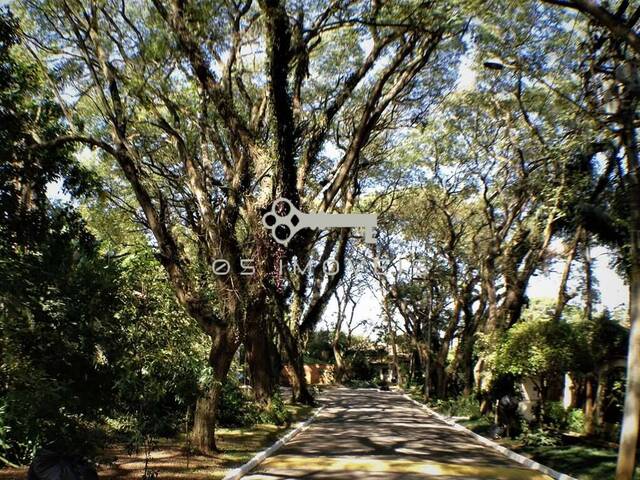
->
244, 388, 553, 480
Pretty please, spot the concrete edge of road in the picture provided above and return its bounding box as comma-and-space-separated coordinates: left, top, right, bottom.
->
402, 393, 578, 480
221, 405, 325, 480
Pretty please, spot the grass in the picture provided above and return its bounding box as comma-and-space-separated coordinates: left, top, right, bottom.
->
0, 404, 315, 480
517, 445, 624, 480
456, 415, 638, 480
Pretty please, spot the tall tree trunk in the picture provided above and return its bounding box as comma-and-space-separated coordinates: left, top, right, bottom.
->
460, 340, 475, 397
435, 301, 462, 398
583, 235, 594, 322
554, 228, 581, 321
585, 370, 608, 436
594, 368, 608, 432
385, 300, 402, 387
278, 319, 314, 405
434, 363, 447, 399
616, 99, 640, 480
617, 260, 640, 479
332, 292, 347, 385
273, 291, 314, 405
584, 375, 596, 435
332, 337, 346, 384
288, 349, 314, 404
245, 306, 279, 404
192, 326, 238, 454
410, 348, 422, 384
456, 302, 478, 397
414, 342, 430, 401
245, 327, 278, 405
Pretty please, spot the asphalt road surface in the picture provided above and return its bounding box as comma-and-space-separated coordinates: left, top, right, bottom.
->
243, 388, 553, 480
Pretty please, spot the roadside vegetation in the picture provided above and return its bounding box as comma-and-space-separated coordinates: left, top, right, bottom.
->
4, 0, 640, 479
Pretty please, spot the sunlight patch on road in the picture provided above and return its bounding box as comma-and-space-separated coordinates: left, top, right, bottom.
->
258, 455, 553, 479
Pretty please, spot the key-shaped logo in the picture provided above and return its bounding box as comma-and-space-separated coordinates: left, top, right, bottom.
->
262, 198, 377, 246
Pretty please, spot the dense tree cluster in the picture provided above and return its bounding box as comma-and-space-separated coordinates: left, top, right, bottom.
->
2, 0, 640, 479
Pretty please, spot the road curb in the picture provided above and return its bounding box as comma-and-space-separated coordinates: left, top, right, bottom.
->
221, 405, 325, 480
402, 393, 578, 480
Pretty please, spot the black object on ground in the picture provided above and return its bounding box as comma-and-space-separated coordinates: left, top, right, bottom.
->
27, 450, 98, 480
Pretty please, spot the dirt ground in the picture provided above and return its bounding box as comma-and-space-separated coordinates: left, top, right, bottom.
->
0, 405, 313, 480
97, 424, 285, 479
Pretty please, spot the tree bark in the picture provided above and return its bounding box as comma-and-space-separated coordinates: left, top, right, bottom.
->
583, 235, 594, 322
288, 352, 314, 404
385, 299, 402, 387
456, 302, 478, 397
553, 228, 581, 321
245, 323, 278, 405
192, 326, 238, 454
421, 342, 430, 402
435, 300, 461, 398
584, 375, 596, 435
272, 310, 314, 405
594, 368, 608, 432
616, 90, 640, 480
616, 261, 640, 479
332, 337, 346, 384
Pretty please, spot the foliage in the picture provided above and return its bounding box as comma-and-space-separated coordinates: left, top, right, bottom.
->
490, 311, 583, 386
0, 9, 210, 464
217, 381, 291, 428
0, 9, 121, 463
566, 408, 585, 434
431, 397, 482, 419
348, 351, 377, 383
1, 0, 637, 475
543, 401, 570, 430
217, 381, 261, 428
107, 250, 209, 437
518, 427, 562, 448
572, 311, 629, 375
258, 393, 291, 427
305, 330, 335, 364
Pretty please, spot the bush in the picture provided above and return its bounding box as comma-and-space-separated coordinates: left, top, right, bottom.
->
432, 397, 482, 418
543, 401, 568, 429
566, 408, 585, 433
349, 352, 376, 382
344, 379, 375, 388
519, 427, 561, 447
258, 392, 291, 426
518, 418, 562, 446
217, 382, 260, 427
217, 383, 291, 428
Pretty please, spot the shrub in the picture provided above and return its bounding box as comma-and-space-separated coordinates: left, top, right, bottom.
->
217, 382, 260, 427
518, 420, 561, 447
258, 393, 291, 426
543, 401, 568, 429
432, 397, 482, 418
521, 428, 561, 447
349, 352, 376, 382
217, 383, 291, 428
566, 408, 585, 433
344, 379, 375, 388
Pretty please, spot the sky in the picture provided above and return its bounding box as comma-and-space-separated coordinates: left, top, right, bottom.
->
44, 45, 629, 337
323, 242, 629, 338
322, 43, 628, 333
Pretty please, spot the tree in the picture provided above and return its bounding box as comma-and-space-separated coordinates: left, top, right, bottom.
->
536, 1, 640, 476
490, 304, 581, 422
0, 7, 119, 462
331, 257, 368, 384
22, 0, 469, 452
